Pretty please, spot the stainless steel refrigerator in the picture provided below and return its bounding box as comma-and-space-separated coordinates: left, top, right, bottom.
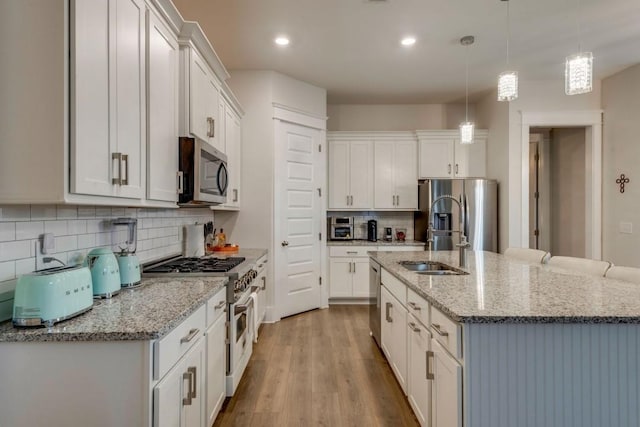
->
414, 179, 498, 252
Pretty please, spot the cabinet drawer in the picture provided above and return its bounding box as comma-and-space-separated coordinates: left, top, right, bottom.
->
381, 245, 424, 252
381, 268, 406, 307
430, 305, 462, 360
329, 246, 373, 257
154, 304, 206, 380
407, 287, 429, 327
206, 287, 227, 327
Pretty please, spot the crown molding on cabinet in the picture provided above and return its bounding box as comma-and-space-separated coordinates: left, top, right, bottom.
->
178, 22, 231, 83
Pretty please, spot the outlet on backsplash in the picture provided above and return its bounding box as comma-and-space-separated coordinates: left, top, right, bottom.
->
328, 211, 415, 241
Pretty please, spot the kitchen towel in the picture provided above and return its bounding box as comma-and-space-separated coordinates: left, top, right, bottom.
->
184, 224, 205, 257
250, 291, 259, 343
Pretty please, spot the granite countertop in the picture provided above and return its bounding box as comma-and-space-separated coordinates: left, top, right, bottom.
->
328, 239, 424, 247
0, 276, 228, 343
370, 250, 640, 324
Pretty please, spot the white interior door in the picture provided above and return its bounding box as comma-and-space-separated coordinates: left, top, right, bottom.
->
275, 120, 323, 318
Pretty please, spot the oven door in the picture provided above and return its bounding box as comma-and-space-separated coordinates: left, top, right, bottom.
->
229, 297, 253, 373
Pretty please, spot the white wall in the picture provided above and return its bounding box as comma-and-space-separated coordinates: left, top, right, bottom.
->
476, 89, 509, 252
326, 104, 475, 131
0, 205, 214, 285
602, 64, 640, 267
506, 79, 601, 248
550, 128, 586, 257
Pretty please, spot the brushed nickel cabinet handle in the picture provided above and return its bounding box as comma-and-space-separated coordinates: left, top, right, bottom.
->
385, 302, 393, 322
214, 300, 225, 309
261, 276, 266, 290
396, 195, 400, 205
121, 154, 129, 185
353, 262, 356, 273
426, 350, 435, 380
408, 302, 421, 311
455, 164, 459, 175
112, 153, 122, 185
348, 262, 352, 273
180, 328, 200, 344
408, 321, 421, 332
346, 251, 358, 254
188, 366, 197, 398
431, 323, 449, 337
448, 164, 452, 175
182, 371, 193, 405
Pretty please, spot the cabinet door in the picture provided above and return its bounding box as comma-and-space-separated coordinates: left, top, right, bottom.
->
431, 339, 462, 427
374, 141, 396, 209
113, 0, 145, 199
224, 106, 241, 208
153, 349, 187, 427
349, 141, 374, 209
352, 257, 371, 297
381, 286, 408, 394
183, 338, 205, 427
380, 286, 394, 361
393, 140, 418, 209
257, 269, 267, 324
408, 315, 431, 427
218, 99, 227, 154
190, 51, 215, 144
418, 139, 454, 179
147, 10, 178, 202
328, 141, 350, 209
329, 258, 352, 298
71, 0, 114, 197
206, 314, 226, 427
454, 137, 487, 178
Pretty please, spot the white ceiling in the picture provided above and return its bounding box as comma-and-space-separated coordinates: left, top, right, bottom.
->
173, 0, 640, 104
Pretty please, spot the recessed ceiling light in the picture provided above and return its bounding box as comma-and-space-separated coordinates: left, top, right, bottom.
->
401, 37, 416, 46
275, 37, 290, 46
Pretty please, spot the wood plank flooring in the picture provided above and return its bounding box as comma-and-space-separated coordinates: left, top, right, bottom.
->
214, 305, 419, 427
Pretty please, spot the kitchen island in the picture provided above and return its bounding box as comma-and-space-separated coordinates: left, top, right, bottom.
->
0, 276, 228, 427
371, 250, 640, 427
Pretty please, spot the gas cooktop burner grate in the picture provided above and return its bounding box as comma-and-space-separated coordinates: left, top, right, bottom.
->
145, 257, 246, 274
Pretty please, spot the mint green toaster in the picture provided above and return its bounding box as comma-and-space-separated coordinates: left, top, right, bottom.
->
13, 265, 94, 327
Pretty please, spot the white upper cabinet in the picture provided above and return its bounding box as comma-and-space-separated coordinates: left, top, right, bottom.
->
189, 49, 221, 150
374, 139, 418, 210
71, 0, 145, 200
417, 130, 488, 179
328, 140, 374, 209
147, 8, 179, 202
222, 97, 242, 209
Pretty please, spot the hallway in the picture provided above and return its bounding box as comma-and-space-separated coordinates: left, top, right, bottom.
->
214, 305, 419, 426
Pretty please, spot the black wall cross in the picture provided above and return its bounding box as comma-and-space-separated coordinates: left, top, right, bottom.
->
616, 174, 630, 193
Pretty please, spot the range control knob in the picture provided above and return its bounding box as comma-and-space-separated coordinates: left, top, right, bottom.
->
249, 269, 257, 279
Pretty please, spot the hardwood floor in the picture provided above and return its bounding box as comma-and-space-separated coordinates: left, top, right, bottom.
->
214, 305, 420, 427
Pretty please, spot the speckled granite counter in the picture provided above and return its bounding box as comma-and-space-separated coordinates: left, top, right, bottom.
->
0, 276, 227, 342
328, 239, 424, 247
370, 250, 640, 324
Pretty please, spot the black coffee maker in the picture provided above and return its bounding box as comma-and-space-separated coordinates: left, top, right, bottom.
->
367, 220, 377, 242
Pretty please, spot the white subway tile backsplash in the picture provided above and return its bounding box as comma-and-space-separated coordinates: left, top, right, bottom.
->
56, 205, 78, 219
15, 258, 35, 276
78, 206, 96, 218
95, 207, 111, 217
67, 220, 87, 235
0, 223, 16, 242
0, 206, 31, 222
77, 234, 96, 249
0, 261, 16, 282
0, 240, 31, 261
55, 235, 78, 252
15, 221, 44, 240
111, 208, 125, 217
45, 220, 68, 237
31, 205, 57, 220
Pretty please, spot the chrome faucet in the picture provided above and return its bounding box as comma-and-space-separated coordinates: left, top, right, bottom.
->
426, 195, 471, 268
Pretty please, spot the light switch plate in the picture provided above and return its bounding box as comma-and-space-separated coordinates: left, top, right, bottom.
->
619, 222, 633, 234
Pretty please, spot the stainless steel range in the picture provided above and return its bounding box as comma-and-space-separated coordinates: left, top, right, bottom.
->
143, 254, 261, 396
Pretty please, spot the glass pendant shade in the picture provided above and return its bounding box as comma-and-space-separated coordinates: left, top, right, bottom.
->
459, 121, 475, 144
565, 52, 593, 95
497, 71, 518, 101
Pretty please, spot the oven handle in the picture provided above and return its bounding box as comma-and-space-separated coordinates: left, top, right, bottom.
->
234, 297, 254, 315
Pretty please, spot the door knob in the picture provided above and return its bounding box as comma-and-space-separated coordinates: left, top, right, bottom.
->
281, 241, 289, 247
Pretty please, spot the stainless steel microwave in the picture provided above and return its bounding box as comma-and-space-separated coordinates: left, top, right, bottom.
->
178, 137, 228, 205
329, 217, 354, 240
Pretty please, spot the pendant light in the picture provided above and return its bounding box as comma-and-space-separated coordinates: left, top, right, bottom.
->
459, 35, 475, 144
497, 0, 518, 101
565, 0, 593, 95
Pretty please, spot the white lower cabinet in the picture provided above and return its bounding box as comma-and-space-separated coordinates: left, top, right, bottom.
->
329, 246, 374, 299
205, 311, 227, 426
381, 285, 408, 394
408, 314, 432, 427
431, 338, 462, 427
154, 337, 205, 427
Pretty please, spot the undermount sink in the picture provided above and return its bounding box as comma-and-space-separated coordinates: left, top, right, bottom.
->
399, 261, 469, 276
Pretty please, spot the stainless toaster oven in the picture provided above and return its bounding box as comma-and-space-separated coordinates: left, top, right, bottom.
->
329, 217, 354, 240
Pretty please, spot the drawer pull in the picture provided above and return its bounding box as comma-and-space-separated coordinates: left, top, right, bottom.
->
426, 350, 435, 380
385, 302, 393, 323
408, 321, 421, 332
214, 300, 226, 310
346, 251, 358, 254
431, 323, 449, 337
180, 328, 200, 344
182, 371, 193, 405
408, 301, 421, 311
